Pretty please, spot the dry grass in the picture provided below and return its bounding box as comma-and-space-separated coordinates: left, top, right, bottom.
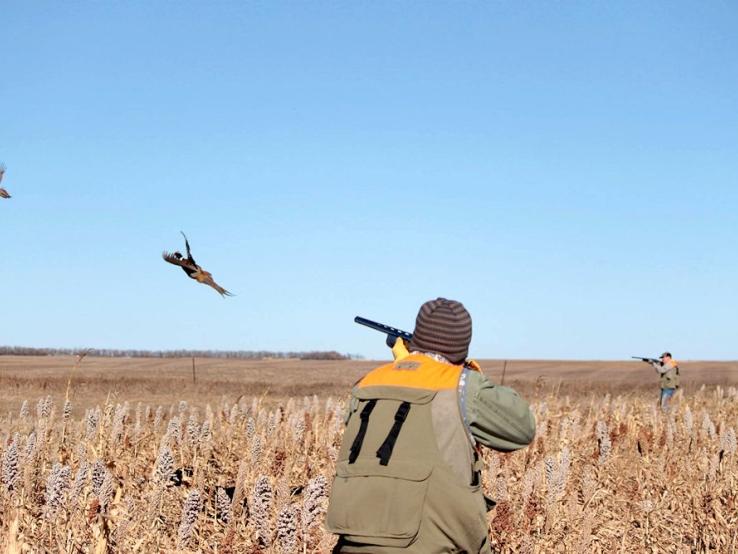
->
2, 355, 736, 415
483, 387, 738, 553
0, 356, 737, 552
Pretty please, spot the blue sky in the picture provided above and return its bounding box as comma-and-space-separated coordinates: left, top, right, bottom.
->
1, 2, 736, 360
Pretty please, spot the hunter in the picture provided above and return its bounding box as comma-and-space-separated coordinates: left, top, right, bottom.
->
651, 352, 680, 409
326, 298, 536, 553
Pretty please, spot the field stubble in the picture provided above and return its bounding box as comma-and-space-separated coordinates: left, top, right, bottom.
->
0, 356, 737, 552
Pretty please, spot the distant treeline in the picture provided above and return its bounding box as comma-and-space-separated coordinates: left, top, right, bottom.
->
0, 346, 352, 360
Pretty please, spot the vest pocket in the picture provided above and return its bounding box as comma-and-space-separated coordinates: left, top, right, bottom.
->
326, 460, 433, 548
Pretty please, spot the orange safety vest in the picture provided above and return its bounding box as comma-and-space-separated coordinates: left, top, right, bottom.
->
357, 353, 478, 391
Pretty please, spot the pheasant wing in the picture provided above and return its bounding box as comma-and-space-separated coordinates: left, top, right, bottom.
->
162, 251, 197, 271
180, 231, 196, 264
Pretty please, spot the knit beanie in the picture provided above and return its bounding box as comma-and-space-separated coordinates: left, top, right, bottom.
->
408, 298, 472, 364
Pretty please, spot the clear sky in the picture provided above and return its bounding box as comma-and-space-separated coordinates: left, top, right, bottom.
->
1, 2, 736, 360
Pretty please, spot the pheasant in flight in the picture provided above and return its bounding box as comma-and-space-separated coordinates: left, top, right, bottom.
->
162, 232, 234, 297
0, 164, 10, 199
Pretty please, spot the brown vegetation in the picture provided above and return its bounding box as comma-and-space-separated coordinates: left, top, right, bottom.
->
0, 356, 736, 552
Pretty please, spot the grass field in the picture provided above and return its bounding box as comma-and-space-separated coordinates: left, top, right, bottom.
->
2, 355, 737, 415
1, 355, 736, 552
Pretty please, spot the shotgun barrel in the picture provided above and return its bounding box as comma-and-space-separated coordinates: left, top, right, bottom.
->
632, 356, 661, 364
354, 316, 413, 348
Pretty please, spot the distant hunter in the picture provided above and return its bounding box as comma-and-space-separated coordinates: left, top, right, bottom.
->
634, 352, 680, 410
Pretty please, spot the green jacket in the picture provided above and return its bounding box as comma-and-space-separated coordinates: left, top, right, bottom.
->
463, 369, 536, 451
326, 354, 535, 553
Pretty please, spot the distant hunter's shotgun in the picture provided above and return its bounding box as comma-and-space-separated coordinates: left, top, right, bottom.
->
354, 316, 413, 348
632, 356, 661, 364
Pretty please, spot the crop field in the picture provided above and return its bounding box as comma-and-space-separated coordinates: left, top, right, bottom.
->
1, 356, 737, 552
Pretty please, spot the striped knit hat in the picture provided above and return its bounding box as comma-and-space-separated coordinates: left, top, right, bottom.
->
409, 298, 472, 364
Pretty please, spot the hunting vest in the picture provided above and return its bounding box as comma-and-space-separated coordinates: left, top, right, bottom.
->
326, 354, 491, 554
661, 362, 680, 389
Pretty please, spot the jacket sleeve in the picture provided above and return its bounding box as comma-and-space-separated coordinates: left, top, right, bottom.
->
463, 370, 536, 452
651, 361, 668, 374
